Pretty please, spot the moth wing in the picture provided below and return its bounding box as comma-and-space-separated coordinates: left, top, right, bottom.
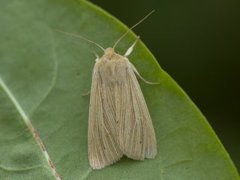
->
116, 61, 157, 160
88, 66, 123, 169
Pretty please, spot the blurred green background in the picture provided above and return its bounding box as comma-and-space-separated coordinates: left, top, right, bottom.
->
91, 0, 240, 171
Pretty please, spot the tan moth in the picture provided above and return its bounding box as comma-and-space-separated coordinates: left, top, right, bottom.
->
57, 10, 157, 169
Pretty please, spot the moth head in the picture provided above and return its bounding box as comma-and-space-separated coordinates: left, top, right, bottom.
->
103, 48, 117, 60
104, 48, 114, 55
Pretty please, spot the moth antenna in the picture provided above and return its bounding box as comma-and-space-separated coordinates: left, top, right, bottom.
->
54, 29, 105, 51
113, 10, 155, 49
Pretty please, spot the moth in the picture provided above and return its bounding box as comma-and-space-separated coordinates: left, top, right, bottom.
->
56, 10, 157, 170
88, 45, 157, 169
88, 11, 157, 169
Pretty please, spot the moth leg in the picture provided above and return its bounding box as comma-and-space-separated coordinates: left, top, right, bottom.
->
81, 91, 90, 96
124, 36, 140, 57
91, 51, 100, 62
125, 37, 158, 84
130, 62, 159, 85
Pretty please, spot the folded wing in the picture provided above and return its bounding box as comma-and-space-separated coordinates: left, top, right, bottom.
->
88, 67, 123, 169
116, 61, 157, 160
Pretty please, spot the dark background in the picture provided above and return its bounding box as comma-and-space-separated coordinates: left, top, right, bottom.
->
91, 0, 240, 171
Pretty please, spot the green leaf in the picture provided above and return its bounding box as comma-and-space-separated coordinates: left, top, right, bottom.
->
0, 0, 239, 179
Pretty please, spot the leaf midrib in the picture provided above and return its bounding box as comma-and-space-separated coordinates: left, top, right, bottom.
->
0, 76, 61, 180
